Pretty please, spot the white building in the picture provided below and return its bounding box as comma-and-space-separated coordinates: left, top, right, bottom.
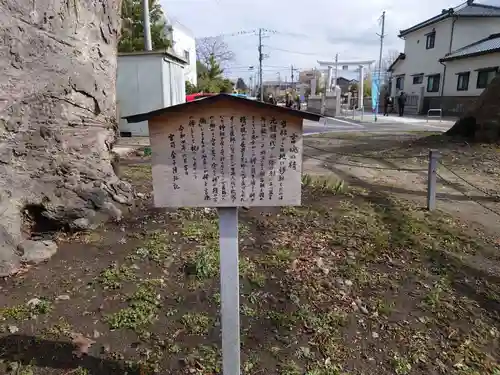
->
388, 0, 500, 115
117, 51, 187, 137
165, 18, 197, 86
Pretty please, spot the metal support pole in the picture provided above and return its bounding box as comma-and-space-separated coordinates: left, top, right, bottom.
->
427, 150, 439, 211
218, 207, 240, 375
142, 0, 152, 51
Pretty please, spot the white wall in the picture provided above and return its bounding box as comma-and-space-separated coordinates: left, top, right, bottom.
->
171, 22, 197, 86
117, 54, 187, 136
391, 16, 500, 98
393, 18, 452, 97
117, 55, 164, 136
452, 18, 500, 51
443, 53, 500, 96
162, 57, 186, 105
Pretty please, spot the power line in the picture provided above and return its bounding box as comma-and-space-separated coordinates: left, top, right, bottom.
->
227, 66, 300, 72
226, 64, 295, 69
197, 29, 258, 39
263, 45, 329, 56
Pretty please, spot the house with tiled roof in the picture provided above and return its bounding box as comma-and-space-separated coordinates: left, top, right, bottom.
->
387, 0, 500, 115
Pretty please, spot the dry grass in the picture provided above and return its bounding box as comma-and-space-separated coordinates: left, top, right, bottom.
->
0, 162, 499, 375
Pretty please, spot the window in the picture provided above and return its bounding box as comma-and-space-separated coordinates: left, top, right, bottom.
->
456, 72, 470, 91
427, 74, 440, 92
426, 32, 435, 49
184, 50, 190, 63
342, 65, 348, 70
476, 68, 498, 89
413, 74, 423, 84
396, 76, 404, 90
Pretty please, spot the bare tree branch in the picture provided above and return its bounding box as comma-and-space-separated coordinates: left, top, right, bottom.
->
381, 49, 400, 71
195, 36, 235, 67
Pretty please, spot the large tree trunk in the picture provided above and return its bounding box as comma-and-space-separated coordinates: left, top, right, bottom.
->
446, 75, 500, 142
0, 0, 132, 276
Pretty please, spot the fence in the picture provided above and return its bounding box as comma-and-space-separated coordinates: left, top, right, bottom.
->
302, 142, 500, 217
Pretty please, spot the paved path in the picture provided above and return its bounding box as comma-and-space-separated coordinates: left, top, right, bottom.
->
304, 115, 454, 134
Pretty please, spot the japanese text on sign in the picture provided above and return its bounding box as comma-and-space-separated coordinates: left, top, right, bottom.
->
150, 114, 302, 207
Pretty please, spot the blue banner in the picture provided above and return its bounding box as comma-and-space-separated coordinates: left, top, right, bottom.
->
372, 75, 380, 113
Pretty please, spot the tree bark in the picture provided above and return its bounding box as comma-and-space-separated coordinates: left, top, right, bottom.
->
0, 0, 132, 275
446, 75, 500, 142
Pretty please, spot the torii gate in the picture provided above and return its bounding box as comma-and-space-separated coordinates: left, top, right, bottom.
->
317, 59, 375, 110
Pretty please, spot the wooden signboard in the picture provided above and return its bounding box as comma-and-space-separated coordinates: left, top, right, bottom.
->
148, 103, 303, 208
124, 95, 321, 375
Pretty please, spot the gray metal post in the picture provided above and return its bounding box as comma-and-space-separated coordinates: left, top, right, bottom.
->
218, 207, 240, 375
427, 149, 439, 211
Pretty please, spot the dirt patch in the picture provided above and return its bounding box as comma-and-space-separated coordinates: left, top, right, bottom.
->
304, 132, 500, 236
0, 160, 499, 374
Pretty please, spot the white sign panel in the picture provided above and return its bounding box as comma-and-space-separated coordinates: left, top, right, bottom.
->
150, 114, 303, 207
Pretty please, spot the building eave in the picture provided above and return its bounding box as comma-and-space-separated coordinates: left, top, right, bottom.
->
440, 47, 500, 62
398, 13, 451, 37
398, 4, 500, 38
387, 53, 405, 72
118, 49, 188, 65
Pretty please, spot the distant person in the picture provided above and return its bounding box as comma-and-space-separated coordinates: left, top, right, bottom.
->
383, 93, 392, 116
397, 92, 407, 117
295, 94, 301, 110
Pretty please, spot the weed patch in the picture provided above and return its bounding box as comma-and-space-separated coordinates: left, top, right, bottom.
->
129, 231, 171, 264
105, 281, 162, 331
98, 264, 136, 289
180, 312, 212, 335
0, 299, 52, 321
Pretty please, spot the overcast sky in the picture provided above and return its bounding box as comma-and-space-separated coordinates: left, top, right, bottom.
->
160, 0, 500, 82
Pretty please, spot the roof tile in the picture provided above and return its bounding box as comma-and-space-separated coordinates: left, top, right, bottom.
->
399, 2, 500, 37
441, 34, 500, 61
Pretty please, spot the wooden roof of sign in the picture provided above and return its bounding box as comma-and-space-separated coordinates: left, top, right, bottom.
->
123, 93, 322, 123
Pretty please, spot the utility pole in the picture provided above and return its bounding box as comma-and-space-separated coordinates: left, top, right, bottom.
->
334, 53, 339, 88
143, 0, 152, 51
311, 67, 317, 95
375, 10, 386, 122
258, 28, 264, 101
276, 72, 281, 98
248, 66, 254, 96
290, 65, 299, 93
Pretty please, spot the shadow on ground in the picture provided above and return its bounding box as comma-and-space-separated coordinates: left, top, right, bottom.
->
0, 335, 138, 374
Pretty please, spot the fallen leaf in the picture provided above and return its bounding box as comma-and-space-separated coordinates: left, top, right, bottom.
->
27, 298, 42, 307
70, 332, 95, 358
8, 325, 19, 334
